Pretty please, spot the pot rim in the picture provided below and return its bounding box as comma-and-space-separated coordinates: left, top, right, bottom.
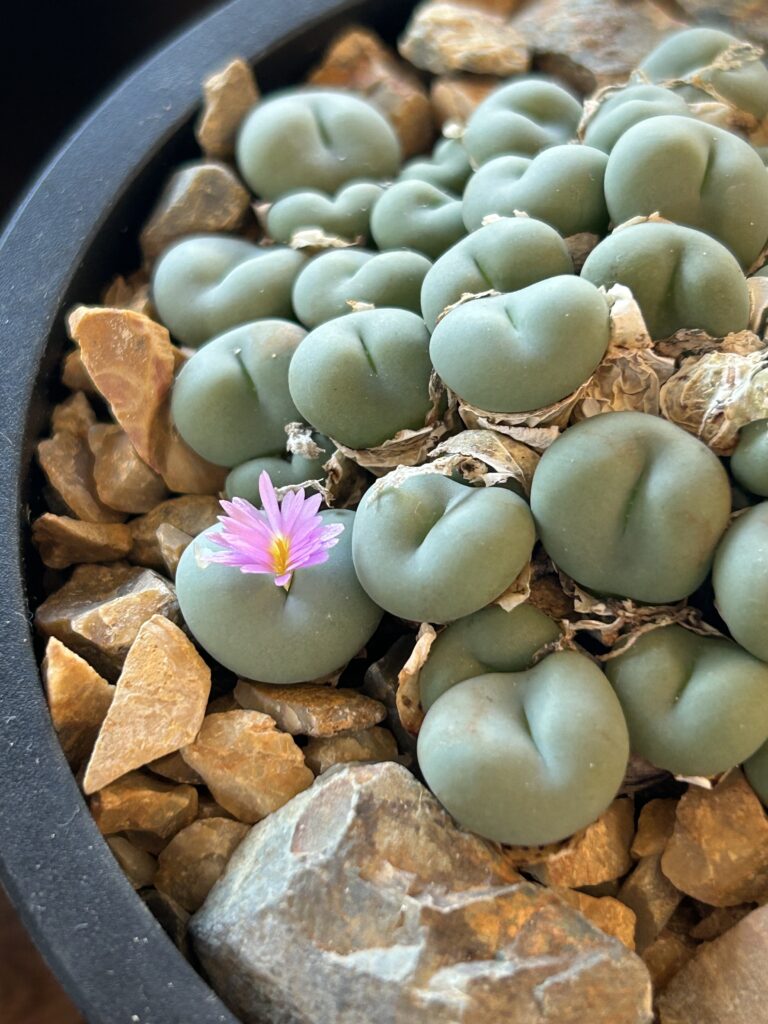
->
0, 0, 395, 1019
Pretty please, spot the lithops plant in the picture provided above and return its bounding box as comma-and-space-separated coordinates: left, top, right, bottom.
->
530, 412, 731, 603
152, 235, 306, 347
236, 88, 401, 199
606, 626, 768, 777
352, 473, 535, 623
417, 652, 630, 845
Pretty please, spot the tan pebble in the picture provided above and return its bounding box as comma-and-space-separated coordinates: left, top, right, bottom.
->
399, 1, 529, 77
181, 710, 313, 824
690, 904, 756, 942
196, 58, 260, 160
149, 750, 204, 786
33, 514, 132, 570
128, 494, 220, 571
83, 615, 210, 794
304, 726, 399, 775
140, 161, 250, 263
51, 391, 97, 440
430, 74, 498, 127
90, 771, 197, 839
155, 818, 250, 911
526, 798, 635, 887
155, 523, 193, 579
234, 680, 386, 738
106, 835, 157, 889
37, 432, 126, 524
42, 637, 114, 769
617, 853, 682, 952
88, 424, 168, 515
35, 562, 180, 680
632, 798, 678, 859
554, 887, 637, 949
658, 905, 768, 1023
661, 771, 768, 907
641, 929, 696, 994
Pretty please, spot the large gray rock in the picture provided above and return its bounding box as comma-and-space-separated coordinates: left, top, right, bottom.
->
192, 762, 652, 1024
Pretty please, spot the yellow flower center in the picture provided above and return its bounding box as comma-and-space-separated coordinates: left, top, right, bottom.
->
269, 533, 292, 577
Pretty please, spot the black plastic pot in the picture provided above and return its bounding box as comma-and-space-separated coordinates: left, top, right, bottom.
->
0, 1, 414, 1020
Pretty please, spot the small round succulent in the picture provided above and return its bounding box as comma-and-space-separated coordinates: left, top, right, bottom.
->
713, 502, 768, 663
152, 235, 306, 348
417, 652, 630, 846
352, 473, 536, 623
530, 412, 731, 603
236, 88, 401, 200
176, 475, 383, 683
430, 276, 610, 412
606, 625, 768, 777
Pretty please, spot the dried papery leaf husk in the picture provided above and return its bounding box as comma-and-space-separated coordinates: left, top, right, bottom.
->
492, 560, 533, 613
428, 428, 539, 495
674, 772, 721, 790
319, 450, 370, 509
620, 755, 671, 795
655, 327, 766, 363
289, 229, 362, 253
284, 422, 325, 460
564, 232, 601, 273
748, 275, 768, 337
556, 572, 724, 657
458, 395, 579, 451
331, 373, 458, 475
442, 118, 464, 140
395, 622, 438, 735
576, 80, 625, 141
435, 288, 502, 326
612, 211, 674, 233
659, 344, 768, 455
345, 299, 376, 313
572, 285, 676, 421
253, 201, 271, 235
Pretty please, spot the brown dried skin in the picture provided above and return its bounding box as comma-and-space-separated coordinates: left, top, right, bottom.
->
90, 771, 198, 839
309, 27, 433, 159
41, 637, 114, 769
661, 771, 768, 907
33, 515, 133, 570
399, 1, 530, 77
37, 432, 127, 524
195, 57, 260, 160
140, 161, 250, 264
128, 495, 220, 571
181, 710, 314, 824
88, 424, 169, 515
303, 726, 400, 775
233, 680, 386, 737
83, 615, 211, 794
67, 305, 226, 495
155, 818, 250, 912
35, 563, 180, 680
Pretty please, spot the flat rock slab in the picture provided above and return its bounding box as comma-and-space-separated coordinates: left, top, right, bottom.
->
658, 905, 768, 1023
234, 680, 386, 737
192, 762, 651, 1024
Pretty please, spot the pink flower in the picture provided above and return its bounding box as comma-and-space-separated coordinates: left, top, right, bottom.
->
204, 473, 344, 589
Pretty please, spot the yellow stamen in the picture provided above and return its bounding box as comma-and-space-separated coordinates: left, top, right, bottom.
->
268, 533, 291, 578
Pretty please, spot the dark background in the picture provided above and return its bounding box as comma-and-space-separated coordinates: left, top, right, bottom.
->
1, 0, 223, 221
